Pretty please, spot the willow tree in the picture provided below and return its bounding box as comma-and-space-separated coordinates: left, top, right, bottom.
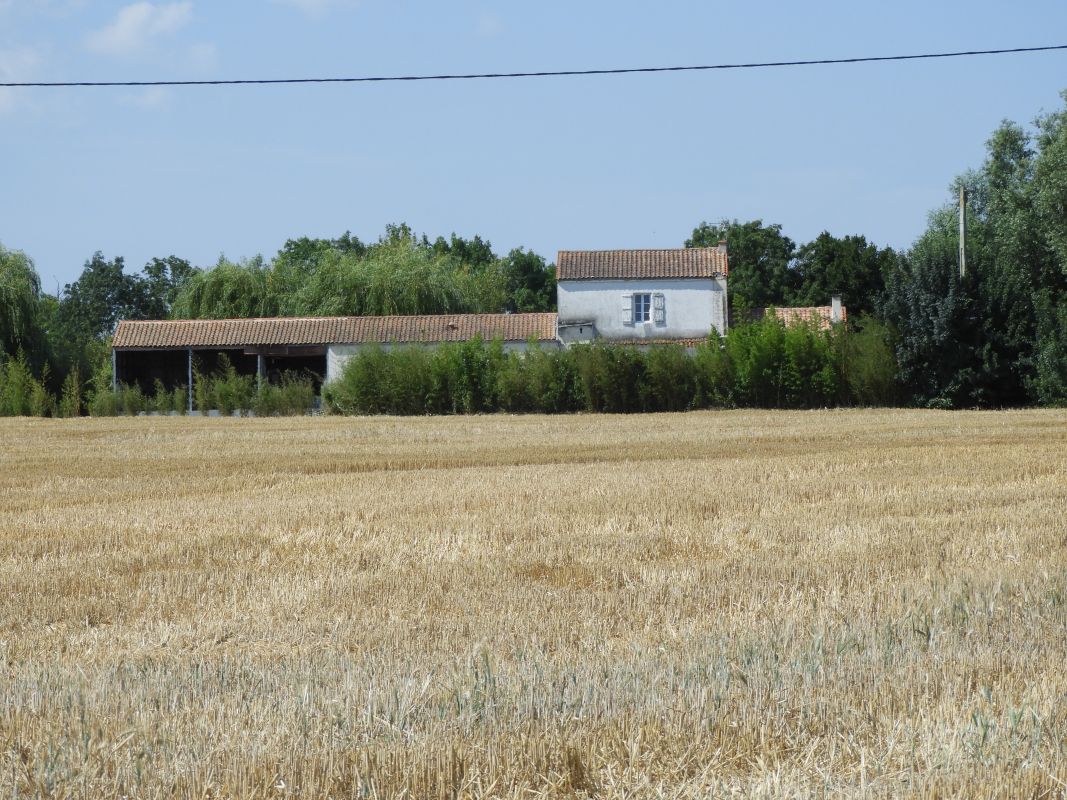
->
293, 238, 473, 317
0, 244, 44, 362
170, 256, 280, 319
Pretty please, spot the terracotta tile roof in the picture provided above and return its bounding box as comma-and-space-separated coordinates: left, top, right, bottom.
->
556, 248, 728, 280
112, 313, 559, 349
750, 306, 847, 331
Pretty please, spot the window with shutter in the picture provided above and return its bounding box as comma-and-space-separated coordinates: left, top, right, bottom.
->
633, 293, 651, 323
621, 294, 633, 325
653, 293, 666, 325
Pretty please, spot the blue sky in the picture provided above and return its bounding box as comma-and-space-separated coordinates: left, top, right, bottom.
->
1, 0, 1066, 291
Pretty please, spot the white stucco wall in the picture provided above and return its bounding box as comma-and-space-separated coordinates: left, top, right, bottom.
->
557, 278, 727, 341
325, 340, 554, 383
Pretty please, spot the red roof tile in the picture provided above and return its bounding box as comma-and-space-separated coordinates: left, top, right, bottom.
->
556, 248, 728, 280
750, 306, 847, 331
113, 313, 558, 349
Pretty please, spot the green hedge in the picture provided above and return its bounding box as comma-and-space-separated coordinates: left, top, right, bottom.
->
32, 315, 900, 418
323, 316, 899, 415
0, 351, 53, 417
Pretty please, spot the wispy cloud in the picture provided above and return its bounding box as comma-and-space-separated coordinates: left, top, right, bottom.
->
85, 2, 192, 57
0, 45, 41, 113
272, 0, 356, 18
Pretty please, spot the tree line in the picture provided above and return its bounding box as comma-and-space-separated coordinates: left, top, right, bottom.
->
2, 90, 1067, 413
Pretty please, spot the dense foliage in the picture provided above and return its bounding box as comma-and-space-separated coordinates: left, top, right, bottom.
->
0, 245, 47, 369
685, 220, 896, 318
91, 355, 316, 417
880, 93, 1067, 407
169, 225, 554, 320
2, 91, 1067, 414
323, 317, 898, 415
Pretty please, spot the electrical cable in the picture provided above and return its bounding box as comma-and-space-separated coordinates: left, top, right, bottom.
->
2, 44, 1065, 88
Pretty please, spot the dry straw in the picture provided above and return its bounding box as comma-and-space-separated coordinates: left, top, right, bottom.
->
1, 409, 1066, 797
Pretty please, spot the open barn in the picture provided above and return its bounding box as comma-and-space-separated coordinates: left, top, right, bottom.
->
111, 313, 560, 409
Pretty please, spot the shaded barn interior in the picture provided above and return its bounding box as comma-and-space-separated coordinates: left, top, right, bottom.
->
114, 347, 326, 395
114, 348, 193, 393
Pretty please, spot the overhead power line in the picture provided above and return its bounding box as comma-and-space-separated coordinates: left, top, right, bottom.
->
2, 44, 1065, 88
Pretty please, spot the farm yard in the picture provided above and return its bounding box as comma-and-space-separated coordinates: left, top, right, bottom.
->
1, 410, 1066, 798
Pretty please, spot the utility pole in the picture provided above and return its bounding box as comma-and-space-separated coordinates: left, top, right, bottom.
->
959, 187, 967, 279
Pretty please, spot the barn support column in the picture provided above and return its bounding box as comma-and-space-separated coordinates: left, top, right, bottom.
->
111, 349, 118, 392
257, 354, 265, 389
187, 348, 193, 414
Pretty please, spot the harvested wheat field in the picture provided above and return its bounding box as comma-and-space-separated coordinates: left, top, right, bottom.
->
1, 410, 1066, 798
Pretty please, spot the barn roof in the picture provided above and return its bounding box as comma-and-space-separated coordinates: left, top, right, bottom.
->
556, 248, 728, 281
112, 313, 559, 349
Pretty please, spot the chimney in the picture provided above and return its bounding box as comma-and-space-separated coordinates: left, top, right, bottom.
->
717, 239, 727, 255
831, 295, 842, 324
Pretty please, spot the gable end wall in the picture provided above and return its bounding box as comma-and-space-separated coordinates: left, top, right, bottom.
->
557, 278, 727, 340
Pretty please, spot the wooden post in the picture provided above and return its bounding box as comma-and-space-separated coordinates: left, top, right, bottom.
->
257, 354, 265, 389
959, 187, 967, 279
187, 349, 193, 414
111, 349, 117, 393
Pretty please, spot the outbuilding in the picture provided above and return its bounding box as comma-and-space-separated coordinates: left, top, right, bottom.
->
111, 312, 559, 407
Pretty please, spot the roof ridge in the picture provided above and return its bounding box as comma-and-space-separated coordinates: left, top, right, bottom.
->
113, 312, 560, 349
119, 311, 557, 325
556, 248, 728, 281
557, 246, 720, 252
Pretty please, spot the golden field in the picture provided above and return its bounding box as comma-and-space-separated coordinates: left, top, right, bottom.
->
1, 410, 1066, 798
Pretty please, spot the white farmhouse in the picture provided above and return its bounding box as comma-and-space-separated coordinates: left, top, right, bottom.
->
112, 242, 854, 403
555, 246, 729, 345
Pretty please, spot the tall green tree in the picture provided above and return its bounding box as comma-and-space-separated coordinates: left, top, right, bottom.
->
54, 253, 147, 342
428, 232, 510, 311
882, 90, 1067, 407
502, 248, 556, 312
877, 213, 976, 407
1034, 95, 1067, 271
686, 219, 797, 311
293, 237, 472, 317
0, 244, 45, 364
973, 123, 1051, 405
275, 232, 367, 274
272, 233, 366, 315
791, 232, 896, 316
1031, 302, 1067, 404
429, 233, 496, 269
141, 256, 198, 319
48, 252, 154, 385
1030, 92, 1067, 400
170, 256, 279, 319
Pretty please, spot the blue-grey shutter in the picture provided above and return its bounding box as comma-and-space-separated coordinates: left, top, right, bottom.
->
622, 294, 633, 325
653, 293, 666, 325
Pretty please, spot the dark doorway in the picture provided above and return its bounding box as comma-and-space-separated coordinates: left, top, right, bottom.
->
114, 347, 327, 397
114, 349, 191, 394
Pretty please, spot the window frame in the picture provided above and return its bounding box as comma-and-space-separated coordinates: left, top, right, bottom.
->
633, 292, 652, 324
